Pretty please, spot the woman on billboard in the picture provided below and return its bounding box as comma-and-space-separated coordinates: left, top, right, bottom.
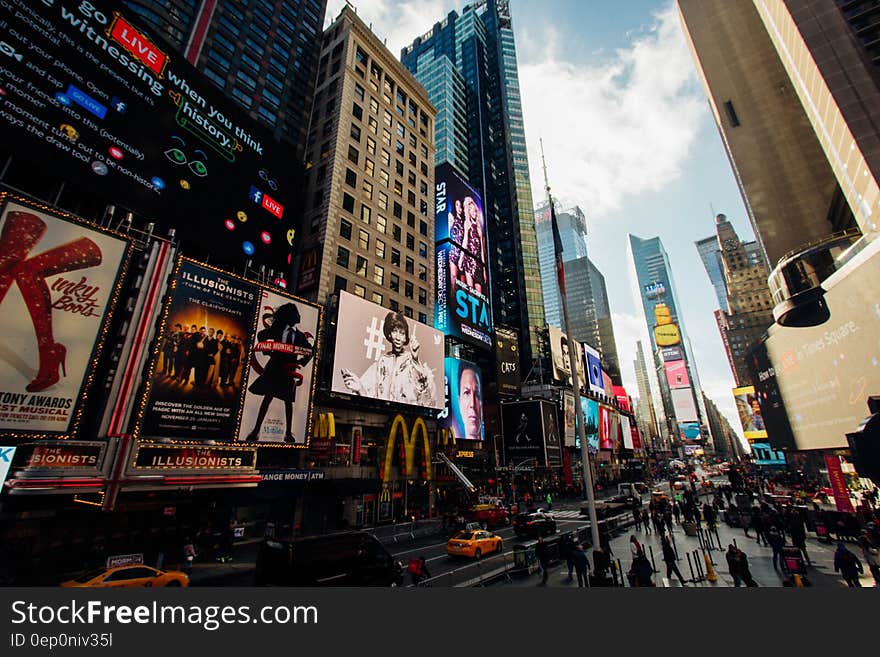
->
340, 311, 436, 406
458, 197, 485, 294
243, 303, 315, 443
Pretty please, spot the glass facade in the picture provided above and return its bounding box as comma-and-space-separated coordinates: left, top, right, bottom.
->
402, 0, 544, 368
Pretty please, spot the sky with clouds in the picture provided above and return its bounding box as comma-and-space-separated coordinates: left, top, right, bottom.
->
326, 0, 752, 448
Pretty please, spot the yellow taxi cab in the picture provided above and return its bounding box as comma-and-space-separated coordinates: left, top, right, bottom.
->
61, 565, 189, 588
445, 529, 503, 560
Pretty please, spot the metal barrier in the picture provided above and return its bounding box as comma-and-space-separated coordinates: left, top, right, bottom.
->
365, 518, 445, 546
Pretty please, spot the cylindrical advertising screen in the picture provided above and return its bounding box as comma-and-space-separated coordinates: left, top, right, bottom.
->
0, 195, 130, 437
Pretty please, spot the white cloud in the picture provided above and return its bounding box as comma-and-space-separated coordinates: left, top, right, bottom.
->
519, 1, 705, 219
325, 0, 459, 56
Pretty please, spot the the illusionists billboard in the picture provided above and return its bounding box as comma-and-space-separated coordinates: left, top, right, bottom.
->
0, 195, 130, 437
439, 358, 484, 441
548, 325, 586, 386
733, 386, 768, 441
494, 326, 521, 396
332, 291, 444, 410
0, 0, 296, 270
137, 260, 321, 445
435, 242, 492, 348
760, 240, 880, 450
434, 163, 487, 261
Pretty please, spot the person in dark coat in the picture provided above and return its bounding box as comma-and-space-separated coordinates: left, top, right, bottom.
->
243, 304, 315, 443
572, 543, 590, 588
834, 542, 864, 587
788, 513, 811, 566
661, 534, 686, 586
536, 536, 550, 586
751, 507, 766, 546
641, 508, 651, 535
727, 544, 743, 587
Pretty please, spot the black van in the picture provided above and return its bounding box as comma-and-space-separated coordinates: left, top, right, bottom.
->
254, 531, 404, 587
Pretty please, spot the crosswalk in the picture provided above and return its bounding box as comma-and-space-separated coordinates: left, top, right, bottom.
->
546, 509, 586, 520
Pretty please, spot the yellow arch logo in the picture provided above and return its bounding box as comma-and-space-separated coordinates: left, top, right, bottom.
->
381, 415, 432, 483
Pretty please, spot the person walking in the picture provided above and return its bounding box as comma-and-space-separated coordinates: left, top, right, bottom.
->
766, 525, 785, 570
562, 533, 576, 581
629, 534, 645, 561
726, 544, 743, 587
536, 536, 550, 586
642, 508, 651, 535
572, 543, 590, 588
633, 507, 643, 532
834, 542, 864, 587
751, 507, 766, 546
859, 530, 880, 587
739, 547, 758, 586
661, 534, 686, 586
545, 492, 553, 511
672, 501, 681, 525
182, 538, 196, 576
788, 513, 811, 566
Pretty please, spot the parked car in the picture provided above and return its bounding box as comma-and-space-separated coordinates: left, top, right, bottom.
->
61, 565, 189, 588
254, 531, 403, 586
463, 504, 510, 528
445, 529, 503, 559
513, 512, 557, 538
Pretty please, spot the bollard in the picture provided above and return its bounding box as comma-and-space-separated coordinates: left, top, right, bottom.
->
793, 574, 804, 588
648, 545, 658, 573
714, 528, 722, 551
671, 531, 680, 560
686, 552, 696, 582
733, 538, 738, 549
617, 559, 624, 587
694, 550, 705, 581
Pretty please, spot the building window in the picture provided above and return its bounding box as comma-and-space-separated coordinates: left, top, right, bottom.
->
372, 292, 383, 305
336, 246, 350, 268
419, 220, 428, 237
378, 191, 388, 211
390, 273, 399, 292
352, 102, 363, 121
373, 265, 385, 285
418, 312, 427, 324
724, 100, 740, 127
366, 137, 376, 155
350, 124, 361, 142
406, 233, 415, 251
345, 168, 357, 187
355, 255, 368, 277
347, 145, 359, 165
379, 171, 389, 188
404, 306, 413, 319
342, 193, 355, 214
362, 180, 373, 199
334, 276, 347, 293
376, 239, 386, 259
360, 205, 371, 225
419, 241, 427, 258
418, 288, 427, 305
389, 299, 399, 311
365, 158, 375, 177
376, 215, 387, 234
391, 248, 400, 266
405, 256, 414, 274
392, 225, 402, 243
340, 219, 352, 240
354, 83, 365, 100
418, 264, 427, 281
393, 202, 402, 219
358, 229, 369, 251
353, 284, 366, 298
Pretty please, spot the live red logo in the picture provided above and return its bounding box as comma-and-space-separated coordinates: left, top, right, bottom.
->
109, 14, 168, 77
261, 194, 284, 219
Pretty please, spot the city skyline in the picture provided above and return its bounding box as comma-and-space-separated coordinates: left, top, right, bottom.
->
325, 0, 752, 444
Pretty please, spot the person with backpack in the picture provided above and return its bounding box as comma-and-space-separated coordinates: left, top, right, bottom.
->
408, 555, 430, 586
834, 542, 864, 587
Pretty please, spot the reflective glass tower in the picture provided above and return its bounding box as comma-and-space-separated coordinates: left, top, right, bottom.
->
402, 0, 544, 369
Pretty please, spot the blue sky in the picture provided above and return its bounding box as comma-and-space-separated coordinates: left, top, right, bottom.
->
327, 0, 752, 445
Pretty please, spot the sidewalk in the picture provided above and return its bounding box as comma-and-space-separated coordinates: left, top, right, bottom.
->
502, 515, 876, 589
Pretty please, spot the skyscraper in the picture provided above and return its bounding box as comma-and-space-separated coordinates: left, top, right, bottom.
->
678, 0, 880, 266
534, 202, 588, 331
634, 340, 661, 445
402, 0, 544, 369
627, 234, 704, 442
695, 235, 729, 312
124, 0, 327, 160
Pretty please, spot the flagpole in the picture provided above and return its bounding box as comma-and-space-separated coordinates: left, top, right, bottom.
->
540, 140, 601, 551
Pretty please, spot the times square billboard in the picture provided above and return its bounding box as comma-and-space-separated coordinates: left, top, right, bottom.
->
0, 0, 297, 271
438, 358, 484, 441
434, 164, 491, 349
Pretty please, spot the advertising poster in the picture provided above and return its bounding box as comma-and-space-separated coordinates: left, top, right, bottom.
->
435, 242, 492, 348
584, 342, 605, 395
678, 422, 701, 441
598, 405, 614, 450
140, 261, 256, 441
580, 397, 599, 453
501, 400, 546, 464
630, 422, 643, 450
0, 0, 296, 271
661, 346, 683, 362
563, 390, 576, 447
434, 163, 487, 262
494, 326, 520, 396
664, 361, 691, 389
332, 291, 444, 409
541, 400, 562, 467
238, 290, 321, 446
747, 341, 796, 450
671, 388, 699, 423
750, 441, 786, 467
0, 446, 16, 488
653, 303, 681, 347
549, 325, 585, 385
0, 197, 129, 436
612, 385, 631, 411
621, 415, 633, 449
608, 411, 621, 450
439, 358, 484, 441
732, 385, 768, 441
824, 455, 855, 513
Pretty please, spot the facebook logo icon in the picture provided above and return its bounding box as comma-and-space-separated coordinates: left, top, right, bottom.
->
249, 185, 263, 204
